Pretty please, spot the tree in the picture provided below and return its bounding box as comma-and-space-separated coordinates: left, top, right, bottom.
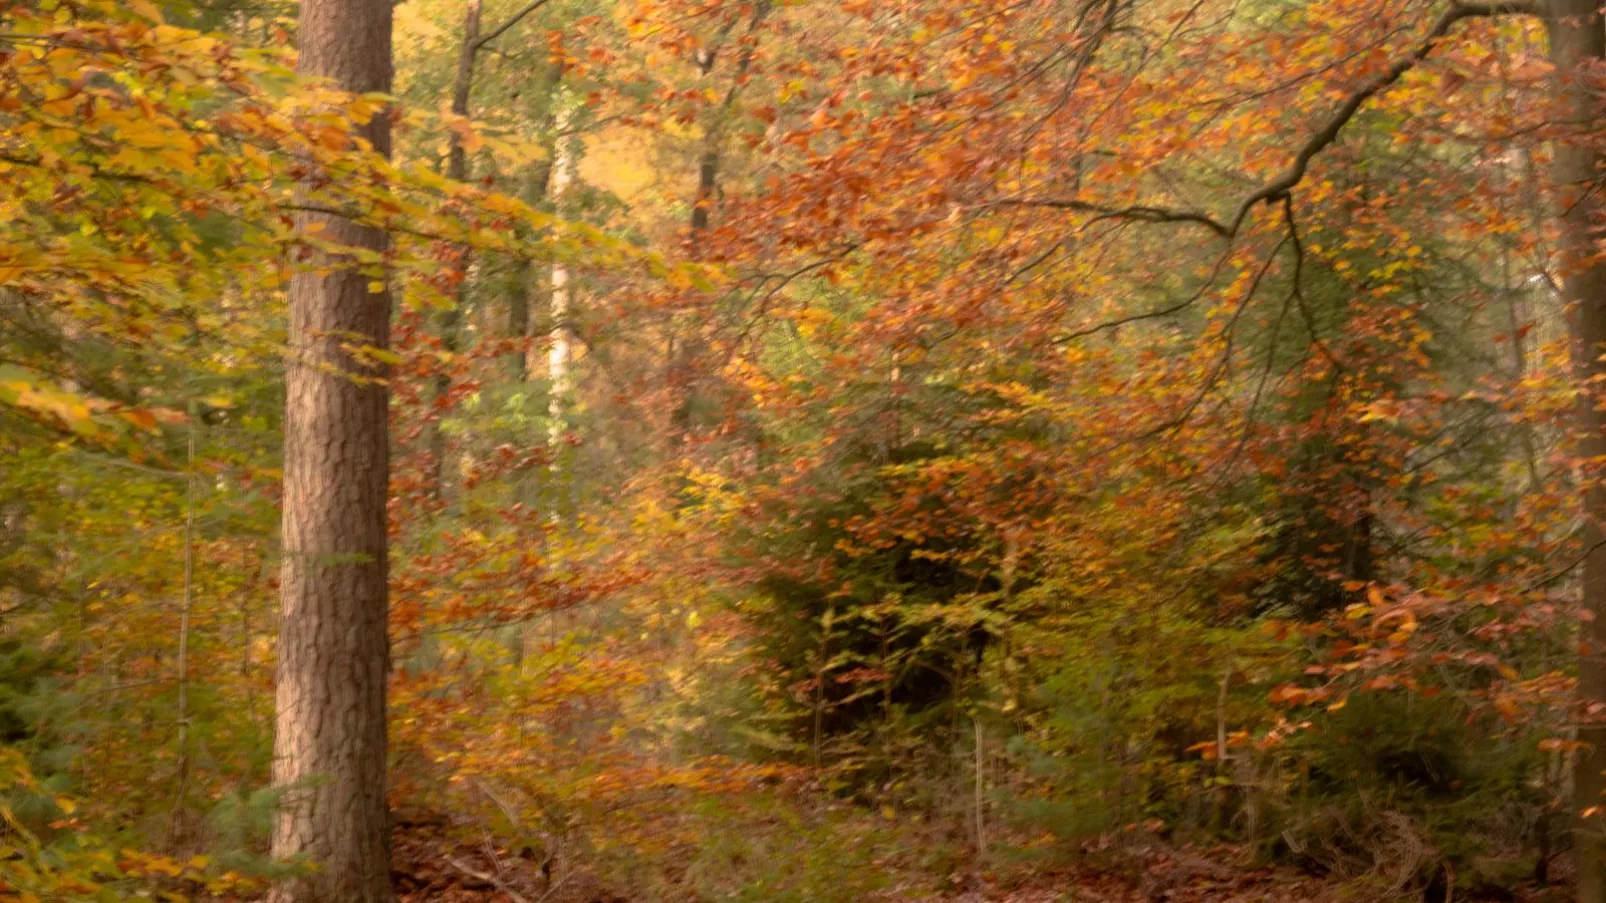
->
270, 0, 395, 899
423, 0, 557, 502
656, 0, 1603, 893
1545, 2, 1606, 897
421, 0, 483, 504
18, 0, 1606, 899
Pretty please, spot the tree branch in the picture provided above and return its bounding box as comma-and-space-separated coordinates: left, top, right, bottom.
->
473, 0, 554, 51
445, 855, 533, 903
1008, 1, 1540, 240
989, 197, 1230, 236
1224, 0, 1542, 234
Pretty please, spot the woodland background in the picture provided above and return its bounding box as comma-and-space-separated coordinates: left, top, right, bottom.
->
1, 0, 1604, 900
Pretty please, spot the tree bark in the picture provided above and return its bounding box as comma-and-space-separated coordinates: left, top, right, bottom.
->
270, 0, 394, 899
547, 91, 578, 503
1547, 3, 1606, 901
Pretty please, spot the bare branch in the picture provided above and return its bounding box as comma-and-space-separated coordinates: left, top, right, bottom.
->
473, 0, 554, 51
1050, 237, 1237, 343
1225, 0, 1542, 234
990, 197, 1230, 236
445, 855, 534, 903
1008, 1, 1540, 240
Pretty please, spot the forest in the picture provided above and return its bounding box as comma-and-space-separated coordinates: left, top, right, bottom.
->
6, 0, 1606, 900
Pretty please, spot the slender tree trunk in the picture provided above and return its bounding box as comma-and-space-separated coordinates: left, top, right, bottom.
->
1547, 3, 1606, 901
811, 604, 834, 770
686, 4, 767, 235
507, 255, 532, 383
518, 151, 556, 382
506, 136, 554, 382
445, 2, 478, 186
508, 76, 559, 518
425, 0, 482, 503
271, 0, 394, 899
167, 398, 198, 848
547, 91, 578, 505
540, 130, 575, 743
494, 60, 561, 385
515, 92, 577, 665
668, 3, 769, 451
973, 716, 986, 858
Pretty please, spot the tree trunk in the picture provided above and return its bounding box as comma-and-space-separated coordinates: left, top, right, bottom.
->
425, 0, 482, 503
517, 148, 557, 382
506, 141, 557, 383
1547, 3, 1606, 901
667, 3, 768, 453
547, 91, 578, 502
271, 0, 393, 899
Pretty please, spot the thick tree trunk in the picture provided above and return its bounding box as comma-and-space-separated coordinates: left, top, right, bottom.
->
1548, 3, 1606, 901
270, 0, 394, 899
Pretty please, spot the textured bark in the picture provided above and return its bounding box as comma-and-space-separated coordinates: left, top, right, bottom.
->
270, 0, 394, 899
1548, 3, 1606, 901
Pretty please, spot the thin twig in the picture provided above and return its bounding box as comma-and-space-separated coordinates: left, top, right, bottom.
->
445, 855, 533, 903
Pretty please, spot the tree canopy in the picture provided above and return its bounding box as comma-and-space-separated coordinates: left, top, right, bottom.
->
4, 0, 1606, 900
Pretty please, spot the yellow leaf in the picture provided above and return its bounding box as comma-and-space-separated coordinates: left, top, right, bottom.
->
126, 0, 165, 23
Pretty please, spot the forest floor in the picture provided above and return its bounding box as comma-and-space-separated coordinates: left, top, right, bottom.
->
388, 821, 1571, 903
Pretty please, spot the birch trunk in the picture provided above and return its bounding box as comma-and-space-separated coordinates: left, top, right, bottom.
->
547, 93, 578, 494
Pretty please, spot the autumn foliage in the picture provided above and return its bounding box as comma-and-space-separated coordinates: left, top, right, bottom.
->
5, 0, 1606, 900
